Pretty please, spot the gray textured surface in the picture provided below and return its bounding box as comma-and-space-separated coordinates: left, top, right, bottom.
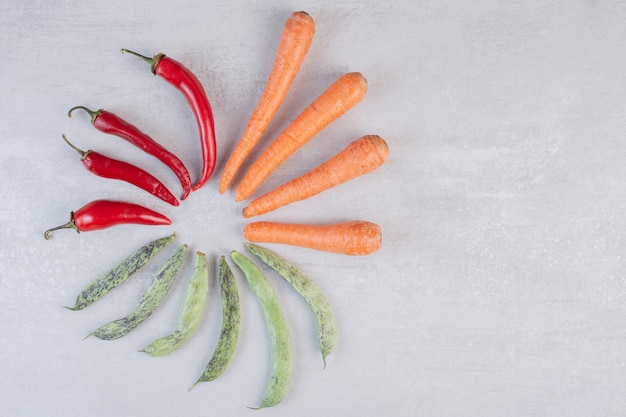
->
2, 1, 626, 415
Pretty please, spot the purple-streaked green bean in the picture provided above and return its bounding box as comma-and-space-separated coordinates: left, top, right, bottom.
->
190, 256, 240, 390
86, 244, 187, 341
245, 243, 337, 367
230, 250, 292, 409
141, 251, 209, 357
65, 233, 176, 311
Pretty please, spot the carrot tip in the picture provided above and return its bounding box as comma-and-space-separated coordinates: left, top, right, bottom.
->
242, 207, 252, 218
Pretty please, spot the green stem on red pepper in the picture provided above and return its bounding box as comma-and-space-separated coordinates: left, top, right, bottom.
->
121, 48, 217, 192
68, 106, 192, 200
61, 134, 179, 206
44, 200, 171, 240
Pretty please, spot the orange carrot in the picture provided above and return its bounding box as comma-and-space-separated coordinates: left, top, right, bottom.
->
243, 135, 389, 218
218, 11, 315, 194
235, 72, 368, 201
243, 220, 382, 255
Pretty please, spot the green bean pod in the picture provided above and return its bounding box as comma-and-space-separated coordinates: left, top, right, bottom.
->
86, 244, 187, 341
230, 250, 292, 409
65, 233, 177, 311
246, 243, 337, 367
190, 256, 241, 389
141, 251, 209, 357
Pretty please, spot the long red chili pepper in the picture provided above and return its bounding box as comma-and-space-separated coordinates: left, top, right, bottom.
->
68, 106, 192, 200
121, 49, 217, 192
44, 200, 171, 240
61, 134, 179, 207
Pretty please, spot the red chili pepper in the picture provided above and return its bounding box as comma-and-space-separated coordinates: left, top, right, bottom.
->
68, 106, 192, 200
61, 134, 179, 206
44, 200, 172, 240
121, 49, 217, 192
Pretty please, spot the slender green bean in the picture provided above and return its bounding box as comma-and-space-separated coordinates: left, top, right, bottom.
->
141, 251, 209, 357
65, 233, 177, 311
190, 256, 241, 390
86, 244, 187, 341
230, 250, 292, 409
246, 243, 337, 367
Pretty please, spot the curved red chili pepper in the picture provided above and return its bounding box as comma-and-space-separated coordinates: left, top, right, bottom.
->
121, 49, 217, 192
44, 200, 172, 240
61, 134, 179, 206
68, 106, 192, 200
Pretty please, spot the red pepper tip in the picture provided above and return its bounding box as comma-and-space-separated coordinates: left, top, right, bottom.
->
191, 180, 209, 193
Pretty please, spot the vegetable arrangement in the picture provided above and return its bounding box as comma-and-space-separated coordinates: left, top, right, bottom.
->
219, 11, 315, 194
48, 10, 390, 408
64, 233, 177, 311
68, 105, 193, 200
61, 134, 180, 206
120, 49, 217, 191
234, 71, 369, 202
140, 251, 209, 357
246, 243, 338, 367
86, 244, 188, 341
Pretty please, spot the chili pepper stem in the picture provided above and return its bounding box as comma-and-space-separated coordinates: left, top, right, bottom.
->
121, 49, 164, 74
44, 215, 79, 240
68, 106, 100, 123
61, 134, 89, 159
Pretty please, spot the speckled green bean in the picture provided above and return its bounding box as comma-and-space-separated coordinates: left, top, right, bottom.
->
230, 250, 292, 409
65, 233, 177, 311
141, 251, 209, 357
190, 256, 241, 390
246, 243, 337, 367
86, 244, 187, 341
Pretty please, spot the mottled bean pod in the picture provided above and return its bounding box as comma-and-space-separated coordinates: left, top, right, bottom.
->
86, 244, 187, 340
65, 233, 176, 311
246, 243, 337, 367
230, 250, 292, 409
141, 251, 209, 356
190, 256, 241, 389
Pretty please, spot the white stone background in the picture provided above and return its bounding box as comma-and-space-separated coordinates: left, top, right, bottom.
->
1, 0, 625, 415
